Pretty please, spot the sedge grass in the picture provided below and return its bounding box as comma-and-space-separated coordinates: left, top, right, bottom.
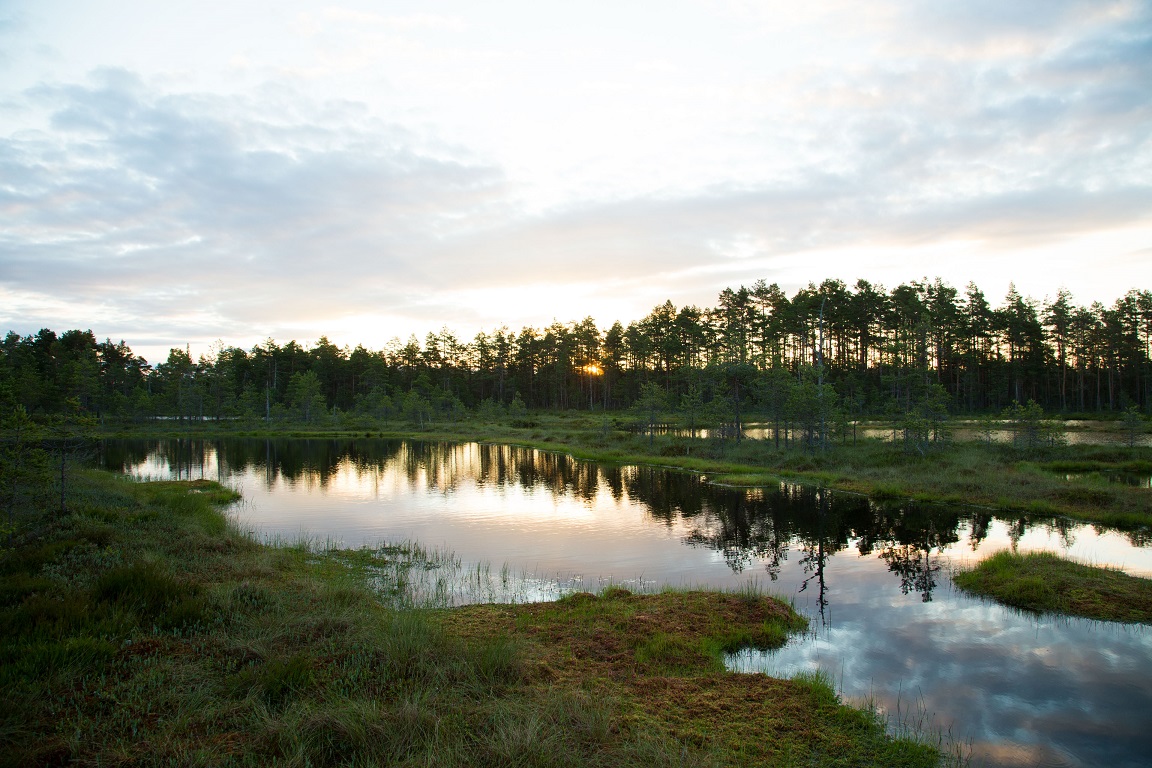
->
0, 468, 947, 767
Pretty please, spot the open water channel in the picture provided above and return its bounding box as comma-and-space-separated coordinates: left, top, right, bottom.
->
100, 438, 1152, 768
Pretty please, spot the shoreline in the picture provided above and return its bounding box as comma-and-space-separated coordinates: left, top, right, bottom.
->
0, 471, 948, 766
93, 413, 1152, 529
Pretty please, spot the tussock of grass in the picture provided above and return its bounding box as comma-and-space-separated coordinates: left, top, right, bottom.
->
953, 551, 1152, 623
869, 483, 906, 501
441, 587, 941, 766
1, 469, 944, 767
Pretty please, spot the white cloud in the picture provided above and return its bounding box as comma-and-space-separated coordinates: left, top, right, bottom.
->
1, 1, 1150, 362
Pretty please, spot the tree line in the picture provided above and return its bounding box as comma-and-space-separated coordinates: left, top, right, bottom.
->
3, 278, 1150, 427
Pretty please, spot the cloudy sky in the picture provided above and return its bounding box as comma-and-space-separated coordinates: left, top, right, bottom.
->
2, 1, 1150, 363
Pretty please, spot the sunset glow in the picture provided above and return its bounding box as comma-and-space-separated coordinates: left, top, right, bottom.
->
1, 0, 1148, 363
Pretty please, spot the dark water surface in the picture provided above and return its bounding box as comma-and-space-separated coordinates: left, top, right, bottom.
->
100, 438, 1152, 768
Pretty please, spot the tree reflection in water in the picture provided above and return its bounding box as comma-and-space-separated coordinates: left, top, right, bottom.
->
879, 535, 942, 602
797, 490, 831, 624
100, 438, 1144, 601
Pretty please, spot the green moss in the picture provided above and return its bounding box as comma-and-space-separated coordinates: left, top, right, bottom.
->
954, 551, 1152, 623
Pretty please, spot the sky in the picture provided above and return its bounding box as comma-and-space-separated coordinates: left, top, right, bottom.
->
1, 0, 1150, 364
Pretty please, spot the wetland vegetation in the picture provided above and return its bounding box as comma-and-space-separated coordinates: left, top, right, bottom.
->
3, 276, 1151, 765
83, 436, 1152, 767
0, 469, 946, 767
953, 550, 1152, 623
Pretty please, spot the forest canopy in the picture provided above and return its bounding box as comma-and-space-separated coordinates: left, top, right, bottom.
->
3, 278, 1150, 423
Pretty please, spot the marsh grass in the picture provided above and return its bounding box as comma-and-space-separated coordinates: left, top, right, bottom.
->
828, 678, 973, 768
521, 426, 1148, 528
316, 540, 603, 608
0, 468, 947, 767
441, 586, 949, 767
952, 550, 1152, 623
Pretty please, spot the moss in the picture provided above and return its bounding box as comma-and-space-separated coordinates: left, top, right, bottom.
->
954, 551, 1152, 623
441, 589, 939, 766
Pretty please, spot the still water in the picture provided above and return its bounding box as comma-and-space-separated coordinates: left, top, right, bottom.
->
100, 438, 1152, 768
642, 421, 1152, 450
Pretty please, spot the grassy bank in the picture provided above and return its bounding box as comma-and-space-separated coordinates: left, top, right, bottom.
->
442, 589, 943, 766
953, 551, 1152, 623
0, 470, 945, 767
102, 411, 1152, 528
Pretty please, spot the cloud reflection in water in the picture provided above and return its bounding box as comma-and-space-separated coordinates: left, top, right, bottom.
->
103, 437, 1152, 768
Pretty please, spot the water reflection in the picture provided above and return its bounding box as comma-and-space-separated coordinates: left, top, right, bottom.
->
1064, 472, 1152, 489
100, 439, 1152, 768
101, 438, 1152, 584
645, 421, 1152, 448
856, 425, 1152, 448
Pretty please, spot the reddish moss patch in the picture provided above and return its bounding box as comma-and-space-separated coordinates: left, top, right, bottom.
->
441, 590, 938, 766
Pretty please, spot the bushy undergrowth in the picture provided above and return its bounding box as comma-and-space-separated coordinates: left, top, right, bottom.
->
0, 468, 947, 767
